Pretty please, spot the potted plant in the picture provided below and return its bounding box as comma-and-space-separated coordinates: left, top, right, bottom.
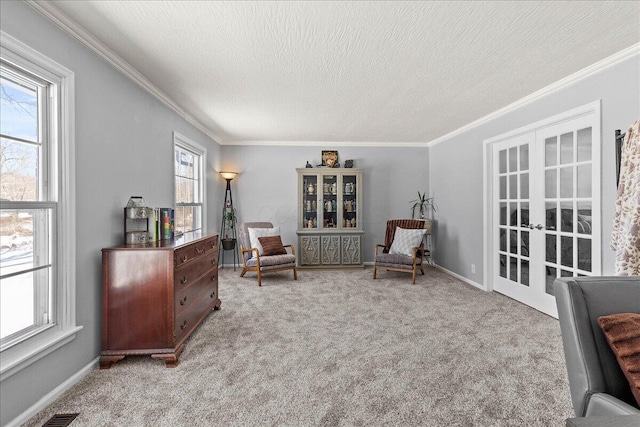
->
410, 192, 435, 220
222, 209, 236, 250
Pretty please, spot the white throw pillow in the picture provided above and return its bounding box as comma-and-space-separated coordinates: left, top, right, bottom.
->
247, 227, 281, 256
389, 227, 425, 256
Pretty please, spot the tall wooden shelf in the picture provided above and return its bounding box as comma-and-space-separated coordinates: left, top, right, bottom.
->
296, 168, 364, 268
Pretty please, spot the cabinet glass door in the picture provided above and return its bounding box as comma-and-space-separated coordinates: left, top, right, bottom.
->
342, 174, 358, 229
302, 175, 318, 229
322, 174, 338, 229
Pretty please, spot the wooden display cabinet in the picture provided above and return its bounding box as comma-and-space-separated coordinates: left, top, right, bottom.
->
296, 168, 364, 268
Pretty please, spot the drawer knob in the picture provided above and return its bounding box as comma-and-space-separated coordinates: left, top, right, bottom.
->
210, 292, 215, 299
196, 247, 204, 254
180, 296, 187, 306
180, 320, 187, 330
181, 255, 188, 263
211, 258, 217, 265
180, 277, 187, 284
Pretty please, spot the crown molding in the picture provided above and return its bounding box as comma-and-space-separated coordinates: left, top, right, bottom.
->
223, 140, 428, 147
427, 43, 640, 147
24, 0, 223, 145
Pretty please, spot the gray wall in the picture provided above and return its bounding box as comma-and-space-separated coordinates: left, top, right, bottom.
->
220, 145, 429, 262
429, 54, 640, 283
0, 2, 222, 425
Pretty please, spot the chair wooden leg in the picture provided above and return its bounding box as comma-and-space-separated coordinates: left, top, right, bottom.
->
412, 268, 417, 285
373, 265, 377, 279
240, 267, 248, 277
257, 269, 262, 287
420, 264, 425, 275
293, 267, 298, 280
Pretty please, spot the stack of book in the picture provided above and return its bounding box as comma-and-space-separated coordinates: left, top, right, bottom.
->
147, 208, 175, 242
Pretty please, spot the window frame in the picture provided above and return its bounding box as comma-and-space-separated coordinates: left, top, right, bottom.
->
0, 31, 80, 381
173, 131, 206, 235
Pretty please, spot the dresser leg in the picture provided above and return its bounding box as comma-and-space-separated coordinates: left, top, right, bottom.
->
151, 344, 185, 368
213, 298, 222, 310
100, 355, 125, 369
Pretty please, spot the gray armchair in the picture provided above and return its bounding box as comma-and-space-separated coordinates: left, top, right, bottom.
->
238, 222, 297, 287
554, 277, 640, 417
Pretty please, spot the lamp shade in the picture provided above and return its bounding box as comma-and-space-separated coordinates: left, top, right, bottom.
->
219, 171, 238, 180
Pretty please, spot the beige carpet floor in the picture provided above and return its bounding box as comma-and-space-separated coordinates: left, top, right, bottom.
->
23, 267, 573, 426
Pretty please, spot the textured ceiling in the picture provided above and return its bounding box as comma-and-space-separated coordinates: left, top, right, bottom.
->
41, 1, 640, 145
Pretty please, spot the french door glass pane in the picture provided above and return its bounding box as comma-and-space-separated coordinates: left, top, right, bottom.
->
520, 259, 529, 286
560, 202, 573, 233
545, 170, 557, 198
509, 147, 517, 172
545, 266, 557, 295
520, 173, 529, 199
509, 175, 517, 199
577, 127, 592, 162
577, 164, 592, 197
520, 144, 529, 170
500, 176, 507, 199
560, 167, 573, 198
577, 202, 592, 235
578, 238, 592, 272
499, 150, 507, 173
560, 132, 573, 164
545, 136, 557, 166
546, 234, 556, 263
561, 236, 573, 267
546, 202, 557, 231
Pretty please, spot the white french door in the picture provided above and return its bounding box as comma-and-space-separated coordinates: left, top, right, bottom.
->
488, 104, 601, 318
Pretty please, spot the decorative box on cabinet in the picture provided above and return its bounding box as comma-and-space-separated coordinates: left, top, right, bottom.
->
296, 168, 364, 268
100, 232, 220, 368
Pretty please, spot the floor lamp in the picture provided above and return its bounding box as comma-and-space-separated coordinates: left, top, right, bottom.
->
219, 171, 238, 270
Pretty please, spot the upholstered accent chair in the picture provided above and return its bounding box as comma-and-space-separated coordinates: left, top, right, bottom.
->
373, 219, 426, 284
238, 222, 298, 286
554, 277, 640, 417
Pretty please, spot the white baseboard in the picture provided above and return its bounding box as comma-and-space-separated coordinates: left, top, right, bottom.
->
6, 357, 99, 427
434, 265, 487, 291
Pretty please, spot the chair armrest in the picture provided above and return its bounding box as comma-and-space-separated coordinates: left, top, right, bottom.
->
284, 244, 296, 255
585, 393, 640, 416
374, 244, 385, 256
241, 247, 259, 260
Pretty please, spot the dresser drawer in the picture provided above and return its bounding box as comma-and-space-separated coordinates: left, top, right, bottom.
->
174, 286, 218, 343
175, 273, 217, 316
174, 253, 217, 288
204, 237, 218, 254
174, 244, 196, 267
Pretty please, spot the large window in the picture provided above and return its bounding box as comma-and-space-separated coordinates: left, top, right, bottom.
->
0, 32, 79, 380
174, 132, 206, 236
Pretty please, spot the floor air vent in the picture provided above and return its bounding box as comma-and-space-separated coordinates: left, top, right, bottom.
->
42, 413, 79, 427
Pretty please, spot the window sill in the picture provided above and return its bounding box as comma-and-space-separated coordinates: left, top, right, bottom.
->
0, 325, 83, 382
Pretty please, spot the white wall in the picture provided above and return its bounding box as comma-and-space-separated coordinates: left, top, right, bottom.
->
429, 53, 640, 283
0, 2, 222, 425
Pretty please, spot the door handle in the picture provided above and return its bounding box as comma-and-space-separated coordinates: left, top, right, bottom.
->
535, 224, 544, 230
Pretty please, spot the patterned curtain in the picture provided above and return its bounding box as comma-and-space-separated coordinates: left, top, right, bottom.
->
611, 119, 640, 275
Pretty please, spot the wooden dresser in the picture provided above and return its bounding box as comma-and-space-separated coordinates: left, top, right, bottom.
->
100, 232, 220, 368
